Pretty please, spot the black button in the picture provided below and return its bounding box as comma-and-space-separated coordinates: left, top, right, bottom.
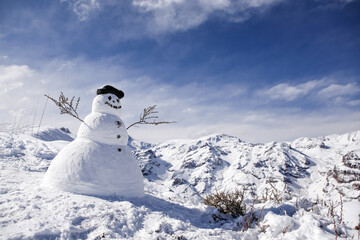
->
118, 148, 122, 152
116, 121, 122, 127
117, 135, 121, 139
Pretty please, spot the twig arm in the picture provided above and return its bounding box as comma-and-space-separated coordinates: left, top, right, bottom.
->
45, 93, 84, 122
127, 105, 175, 130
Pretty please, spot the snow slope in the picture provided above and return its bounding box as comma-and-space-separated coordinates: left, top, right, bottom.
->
0, 125, 359, 239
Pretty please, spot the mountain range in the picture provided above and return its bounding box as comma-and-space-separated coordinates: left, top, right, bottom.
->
0, 125, 359, 239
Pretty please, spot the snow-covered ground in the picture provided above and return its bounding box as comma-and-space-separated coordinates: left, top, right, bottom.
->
1, 124, 359, 239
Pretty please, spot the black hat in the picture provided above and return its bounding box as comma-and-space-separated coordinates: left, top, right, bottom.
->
96, 85, 124, 99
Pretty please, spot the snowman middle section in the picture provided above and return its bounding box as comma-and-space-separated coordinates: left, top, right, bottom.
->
78, 112, 128, 146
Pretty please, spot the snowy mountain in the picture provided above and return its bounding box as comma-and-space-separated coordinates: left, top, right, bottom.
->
1, 125, 359, 239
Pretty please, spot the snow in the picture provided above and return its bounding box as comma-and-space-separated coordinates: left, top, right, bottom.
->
1, 124, 359, 239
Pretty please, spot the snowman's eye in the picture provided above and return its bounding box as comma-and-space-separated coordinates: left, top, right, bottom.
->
108, 96, 112, 100
117, 99, 119, 103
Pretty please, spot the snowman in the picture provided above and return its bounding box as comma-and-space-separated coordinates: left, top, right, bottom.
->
43, 85, 144, 198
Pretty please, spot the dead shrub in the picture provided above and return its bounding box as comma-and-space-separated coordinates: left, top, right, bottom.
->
204, 189, 246, 218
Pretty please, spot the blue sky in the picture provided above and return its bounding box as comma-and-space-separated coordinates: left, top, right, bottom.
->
0, 0, 359, 143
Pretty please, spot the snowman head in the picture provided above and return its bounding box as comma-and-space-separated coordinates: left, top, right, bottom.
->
92, 85, 124, 116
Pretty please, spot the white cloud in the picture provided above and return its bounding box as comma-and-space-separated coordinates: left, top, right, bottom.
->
0, 65, 33, 81
62, 0, 282, 34
0, 59, 247, 143
318, 83, 360, 98
261, 79, 324, 101
0, 58, 359, 144
60, 0, 357, 37
0, 65, 34, 95
132, 0, 282, 33
348, 99, 360, 107
61, 0, 100, 21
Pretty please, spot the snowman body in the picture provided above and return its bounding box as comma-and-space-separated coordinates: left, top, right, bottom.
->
43, 93, 144, 198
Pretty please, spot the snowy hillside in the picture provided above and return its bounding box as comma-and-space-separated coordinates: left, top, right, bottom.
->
1, 125, 359, 239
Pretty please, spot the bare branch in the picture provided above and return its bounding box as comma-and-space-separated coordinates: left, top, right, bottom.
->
127, 105, 175, 130
45, 93, 84, 122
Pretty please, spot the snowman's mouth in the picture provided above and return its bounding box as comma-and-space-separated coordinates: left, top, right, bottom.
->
105, 101, 121, 109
